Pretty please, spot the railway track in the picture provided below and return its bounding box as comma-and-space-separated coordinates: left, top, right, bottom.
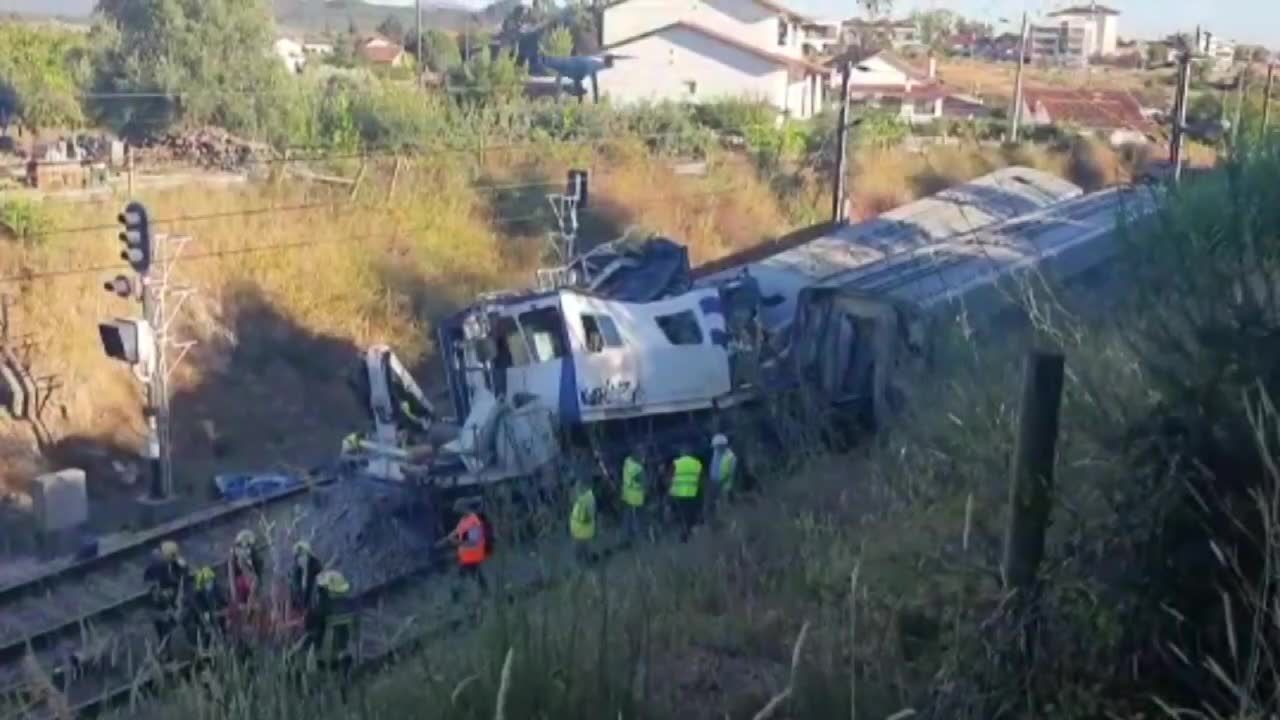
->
5, 534, 620, 720
0, 481, 327, 693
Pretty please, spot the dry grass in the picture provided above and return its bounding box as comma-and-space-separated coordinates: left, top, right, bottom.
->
0, 142, 791, 500
937, 58, 1174, 107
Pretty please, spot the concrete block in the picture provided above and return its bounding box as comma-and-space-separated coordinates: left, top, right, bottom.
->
31, 469, 88, 533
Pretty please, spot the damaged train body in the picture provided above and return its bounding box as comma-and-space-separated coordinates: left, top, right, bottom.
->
352, 166, 1153, 498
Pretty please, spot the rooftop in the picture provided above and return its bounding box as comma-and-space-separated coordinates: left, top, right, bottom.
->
1048, 4, 1121, 17
603, 20, 827, 73
1024, 88, 1153, 132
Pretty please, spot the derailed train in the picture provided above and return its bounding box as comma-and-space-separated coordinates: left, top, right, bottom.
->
351, 166, 1156, 494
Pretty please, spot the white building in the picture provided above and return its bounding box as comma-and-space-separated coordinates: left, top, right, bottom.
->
596, 0, 828, 119
1199, 31, 1236, 73
274, 37, 306, 74
1029, 18, 1096, 67
829, 51, 989, 125
800, 18, 842, 56
1044, 3, 1119, 57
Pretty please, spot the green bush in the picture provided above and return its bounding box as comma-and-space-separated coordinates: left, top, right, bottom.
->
0, 199, 52, 245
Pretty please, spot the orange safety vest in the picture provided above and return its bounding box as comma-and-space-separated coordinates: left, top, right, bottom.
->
454, 513, 488, 566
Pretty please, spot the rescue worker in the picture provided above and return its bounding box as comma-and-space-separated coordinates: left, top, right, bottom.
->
305, 570, 357, 683
143, 540, 189, 652
230, 529, 264, 607
707, 433, 739, 521
185, 565, 227, 651
669, 444, 703, 542
440, 499, 489, 597
620, 447, 647, 544
570, 479, 597, 567
290, 541, 324, 614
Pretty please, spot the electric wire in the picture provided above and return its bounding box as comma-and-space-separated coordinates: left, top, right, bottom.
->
0, 184, 748, 285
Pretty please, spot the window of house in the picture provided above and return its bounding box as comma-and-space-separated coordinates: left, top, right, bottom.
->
580, 313, 623, 353
518, 307, 568, 363
684, 80, 697, 96
655, 310, 703, 346
777, 18, 788, 47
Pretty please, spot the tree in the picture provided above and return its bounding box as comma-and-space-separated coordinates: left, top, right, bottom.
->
911, 9, 956, 51
413, 29, 461, 73
563, 2, 600, 54
0, 24, 88, 132
0, 79, 21, 135
450, 47, 527, 105
90, 0, 288, 140
377, 15, 405, 43
540, 25, 574, 58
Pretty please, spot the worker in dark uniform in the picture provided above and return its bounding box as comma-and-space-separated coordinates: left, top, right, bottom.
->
304, 570, 357, 691
185, 565, 227, 653
143, 540, 189, 655
290, 540, 324, 615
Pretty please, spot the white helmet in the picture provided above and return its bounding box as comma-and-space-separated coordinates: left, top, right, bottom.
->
235, 529, 256, 547
712, 434, 729, 448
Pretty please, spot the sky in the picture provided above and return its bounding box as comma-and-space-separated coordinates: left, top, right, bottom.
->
368, 0, 1280, 48
5, 0, 1278, 48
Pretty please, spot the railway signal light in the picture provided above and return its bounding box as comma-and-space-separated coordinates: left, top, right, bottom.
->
118, 201, 151, 275
103, 274, 133, 298
567, 169, 588, 208
98, 317, 156, 372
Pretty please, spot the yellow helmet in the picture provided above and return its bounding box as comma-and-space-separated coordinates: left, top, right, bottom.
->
160, 540, 179, 559
316, 570, 350, 594
294, 540, 312, 556
235, 529, 256, 547
194, 566, 216, 590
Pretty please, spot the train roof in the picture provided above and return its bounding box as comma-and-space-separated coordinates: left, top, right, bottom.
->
821, 184, 1157, 311
699, 166, 1084, 329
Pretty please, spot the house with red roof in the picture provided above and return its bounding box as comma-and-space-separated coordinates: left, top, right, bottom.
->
358, 35, 407, 68
830, 51, 991, 125
595, 0, 829, 119
1018, 88, 1156, 145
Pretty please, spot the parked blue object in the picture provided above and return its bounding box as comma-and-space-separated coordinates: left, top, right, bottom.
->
213, 473, 300, 502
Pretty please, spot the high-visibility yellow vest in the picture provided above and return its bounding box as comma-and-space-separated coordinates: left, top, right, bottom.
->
621, 457, 645, 507
669, 455, 702, 498
570, 489, 596, 540
716, 449, 738, 492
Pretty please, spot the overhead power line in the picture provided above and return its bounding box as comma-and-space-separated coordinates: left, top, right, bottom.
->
0, 185, 748, 285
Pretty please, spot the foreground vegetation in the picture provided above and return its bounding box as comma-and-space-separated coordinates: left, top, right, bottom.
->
50, 129, 1276, 720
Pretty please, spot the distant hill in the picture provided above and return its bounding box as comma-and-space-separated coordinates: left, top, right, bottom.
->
0, 0, 520, 34
272, 0, 520, 35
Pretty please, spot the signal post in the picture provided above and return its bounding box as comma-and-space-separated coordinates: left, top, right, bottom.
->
99, 202, 193, 517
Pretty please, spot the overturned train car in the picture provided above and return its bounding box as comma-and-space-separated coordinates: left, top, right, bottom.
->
782, 184, 1158, 427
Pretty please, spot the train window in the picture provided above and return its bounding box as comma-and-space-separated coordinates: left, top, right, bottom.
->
580, 314, 623, 353
655, 310, 703, 346
519, 308, 568, 363
493, 316, 527, 368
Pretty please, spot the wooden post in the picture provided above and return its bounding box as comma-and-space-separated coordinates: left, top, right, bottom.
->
1263, 64, 1275, 135
1008, 12, 1028, 143
1001, 350, 1065, 594
1234, 66, 1250, 147
831, 59, 852, 224
1171, 39, 1194, 183
126, 144, 135, 199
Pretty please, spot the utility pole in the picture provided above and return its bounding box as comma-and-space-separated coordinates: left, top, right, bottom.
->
1234, 65, 1250, 147
1008, 12, 1029, 143
831, 59, 852, 224
1170, 28, 1198, 184
1264, 64, 1276, 135
415, 0, 423, 85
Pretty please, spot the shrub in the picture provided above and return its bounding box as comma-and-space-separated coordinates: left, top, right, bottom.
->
0, 199, 52, 246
